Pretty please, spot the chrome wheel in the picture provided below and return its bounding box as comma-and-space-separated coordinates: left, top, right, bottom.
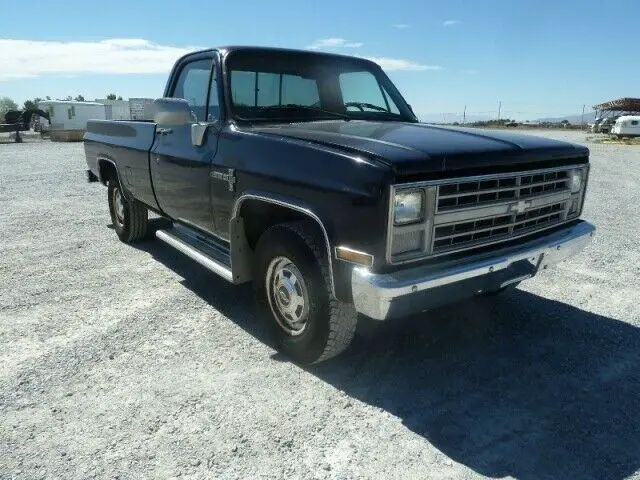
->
265, 256, 310, 336
112, 187, 125, 226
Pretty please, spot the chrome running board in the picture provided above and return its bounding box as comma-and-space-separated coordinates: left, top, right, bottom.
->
156, 225, 233, 283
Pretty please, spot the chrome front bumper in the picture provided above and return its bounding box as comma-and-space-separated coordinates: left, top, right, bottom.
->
352, 221, 596, 320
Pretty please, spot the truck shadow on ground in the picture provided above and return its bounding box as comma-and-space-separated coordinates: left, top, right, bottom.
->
136, 232, 639, 480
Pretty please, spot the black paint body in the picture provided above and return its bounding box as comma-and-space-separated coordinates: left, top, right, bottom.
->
84, 46, 589, 302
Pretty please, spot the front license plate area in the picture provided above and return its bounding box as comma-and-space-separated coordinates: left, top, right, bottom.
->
493, 257, 540, 290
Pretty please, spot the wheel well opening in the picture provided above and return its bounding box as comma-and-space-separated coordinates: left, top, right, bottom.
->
238, 200, 321, 251
98, 160, 116, 185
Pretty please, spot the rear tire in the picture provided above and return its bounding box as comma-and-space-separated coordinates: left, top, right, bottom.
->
107, 176, 148, 243
253, 221, 357, 364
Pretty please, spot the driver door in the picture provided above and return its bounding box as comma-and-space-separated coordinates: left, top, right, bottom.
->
150, 56, 221, 232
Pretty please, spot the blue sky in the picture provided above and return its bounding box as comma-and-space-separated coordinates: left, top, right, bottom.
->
1, 0, 638, 120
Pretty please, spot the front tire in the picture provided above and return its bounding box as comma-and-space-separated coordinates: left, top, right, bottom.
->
253, 222, 357, 364
107, 176, 148, 243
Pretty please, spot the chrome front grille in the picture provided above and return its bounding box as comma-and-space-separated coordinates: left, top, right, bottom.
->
432, 200, 567, 254
387, 164, 589, 264
437, 170, 569, 212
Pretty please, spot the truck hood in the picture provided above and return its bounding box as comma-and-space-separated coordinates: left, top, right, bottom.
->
246, 121, 588, 176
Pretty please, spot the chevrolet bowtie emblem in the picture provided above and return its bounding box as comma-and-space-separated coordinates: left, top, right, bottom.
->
510, 200, 532, 214
210, 168, 236, 192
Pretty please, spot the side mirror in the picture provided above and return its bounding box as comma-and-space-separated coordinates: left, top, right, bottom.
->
153, 98, 197, 127
153, 98, 215, 147
191, 123, 214, 147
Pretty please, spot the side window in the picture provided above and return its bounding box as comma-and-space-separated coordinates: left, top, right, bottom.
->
632, 120, 638, 126
171, 59, 212, 122
207, 70, 220, 121
339, 71, 399, 113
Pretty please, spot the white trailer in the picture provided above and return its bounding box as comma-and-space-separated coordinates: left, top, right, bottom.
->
96, 99, 132, 121
39, 100, 106, 141
611, 115, 640, 138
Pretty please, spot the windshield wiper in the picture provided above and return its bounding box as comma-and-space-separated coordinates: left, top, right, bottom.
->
256, 104, 351, 121
344, 101, 390, 113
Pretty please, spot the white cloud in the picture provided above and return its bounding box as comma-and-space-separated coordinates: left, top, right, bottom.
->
306, 38, 364, 50
392, 24, 410, 29
0, 38, 192, 81
0, 38, 440, 81
442, 20, 463, 27
365, 57, 443, 72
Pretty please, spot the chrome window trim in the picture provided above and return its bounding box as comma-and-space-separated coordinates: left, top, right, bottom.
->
386, 163, 589, 265
231, 193, 337, 297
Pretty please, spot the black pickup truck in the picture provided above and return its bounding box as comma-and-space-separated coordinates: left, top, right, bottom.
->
84, 46, 595, 364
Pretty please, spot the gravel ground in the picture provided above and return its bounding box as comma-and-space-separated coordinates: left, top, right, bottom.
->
1, 131, 639, 480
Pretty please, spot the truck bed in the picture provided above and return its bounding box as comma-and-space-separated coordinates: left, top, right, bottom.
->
84, 120, 159, 209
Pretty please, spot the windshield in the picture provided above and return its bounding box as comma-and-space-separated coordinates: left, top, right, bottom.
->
225, 50, 416, 122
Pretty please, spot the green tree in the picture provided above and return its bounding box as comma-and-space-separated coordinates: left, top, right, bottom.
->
23, 100, 37, 110
117, 96, 123, 101
0, 97, 18, 120
106, 93, 117, 100
45, 96, 51, 100
74, 94, 85, 102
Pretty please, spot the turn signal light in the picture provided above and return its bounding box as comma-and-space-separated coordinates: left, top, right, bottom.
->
335, 246, 374, 267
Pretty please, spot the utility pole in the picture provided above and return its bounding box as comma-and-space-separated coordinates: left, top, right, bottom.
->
581, 104, 586, 128
497, 100, 502, 120
463, 104, 467, 124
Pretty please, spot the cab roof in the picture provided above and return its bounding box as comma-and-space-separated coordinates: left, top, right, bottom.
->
183, 46, 380, 67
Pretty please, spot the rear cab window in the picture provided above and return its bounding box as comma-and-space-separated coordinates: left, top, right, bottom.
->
231, 71, 320, 107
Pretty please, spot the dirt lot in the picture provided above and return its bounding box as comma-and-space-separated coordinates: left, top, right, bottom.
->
1, 131, 639, 480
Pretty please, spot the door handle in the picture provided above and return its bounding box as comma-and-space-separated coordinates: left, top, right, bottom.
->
157, 127, 173, 136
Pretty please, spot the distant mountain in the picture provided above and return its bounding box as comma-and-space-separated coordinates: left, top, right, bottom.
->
417, 111, 600, 125
417, 112, 492, 124
535, 112, 598, 124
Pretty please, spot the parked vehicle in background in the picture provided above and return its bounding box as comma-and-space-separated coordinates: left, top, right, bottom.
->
595, 116, 619, 134
0, 108, 50, 143
611, 115, 640, 138
84, 46, 596, 364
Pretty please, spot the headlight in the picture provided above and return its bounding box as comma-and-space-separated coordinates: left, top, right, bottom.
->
569, 169, 583, 193
568, 166, 588, 216
394, 189, 424, 225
